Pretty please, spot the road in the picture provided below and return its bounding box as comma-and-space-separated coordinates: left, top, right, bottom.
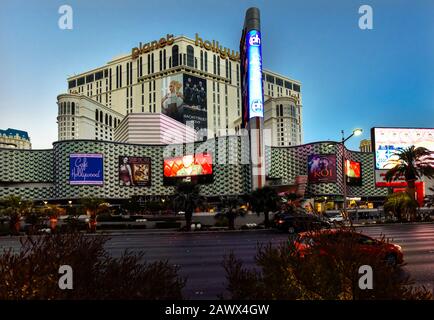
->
0, 223, 433, 299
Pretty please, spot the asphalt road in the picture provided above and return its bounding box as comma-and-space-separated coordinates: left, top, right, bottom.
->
0, 223, 433, 299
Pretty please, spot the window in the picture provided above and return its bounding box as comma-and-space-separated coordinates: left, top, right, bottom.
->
68, 80, 76, 89
213, 55, 216, 74
187, 45, 194, 67
71, 102, 75, 115
172, 45, 179, 67
266, 74, 275, 83
95, 71, 103, 81
225, 60, 228, 78
293, 84, 301, 92
200, 50, 203, 70
147, 54, 151, 74
105, 114, 108, 125
109, 115, 112, 127
159, 50, 162, 71
116, 66, 119, 88
204, 51, 208, 72
86, 74, 94, 83
77, 77, 85, 86
100, 111, 103, 123
284, 81, 292, 90
276, 78, 283, 86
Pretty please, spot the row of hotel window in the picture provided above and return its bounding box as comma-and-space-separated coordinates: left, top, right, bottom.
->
58, 102, 122, 130
67, 45, 300, 93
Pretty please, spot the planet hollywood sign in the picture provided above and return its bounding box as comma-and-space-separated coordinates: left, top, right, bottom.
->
131, 33, 240, 62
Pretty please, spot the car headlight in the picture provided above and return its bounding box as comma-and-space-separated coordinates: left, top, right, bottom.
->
395, 245, 402, 252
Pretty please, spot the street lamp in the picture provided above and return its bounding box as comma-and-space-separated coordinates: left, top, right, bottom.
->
341, 128, 363, 224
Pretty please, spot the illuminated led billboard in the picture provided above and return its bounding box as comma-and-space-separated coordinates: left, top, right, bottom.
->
345, 160, 362, 186
164, 153, 213, 178
246, 30, 264, 119
372, 127, 434, 188
307, 154, 337, 184
372, 127, 434, 170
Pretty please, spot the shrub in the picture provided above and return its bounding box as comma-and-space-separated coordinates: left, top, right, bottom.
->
0, 232, 185, 299
222, 228, 432, 300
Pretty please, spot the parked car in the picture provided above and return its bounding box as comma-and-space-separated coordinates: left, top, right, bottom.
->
324, 211, 345, 223
273, 212, 331, 234
293, 229, 403, 266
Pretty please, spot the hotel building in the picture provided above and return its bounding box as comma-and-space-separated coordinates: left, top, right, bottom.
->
0, 128, 32, 149
59, 34, 302, 147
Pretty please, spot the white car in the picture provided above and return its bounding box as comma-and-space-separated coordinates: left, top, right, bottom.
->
326, 211, 345, 223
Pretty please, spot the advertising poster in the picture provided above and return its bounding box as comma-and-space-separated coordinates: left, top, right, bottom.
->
345, 160, 362, 186
69, 153, 104, 185
119, 156, 151, 187
161, 74, 207, 131
307, 154, 337, 183
164, 153, 212, 178
372, 127, 434, 170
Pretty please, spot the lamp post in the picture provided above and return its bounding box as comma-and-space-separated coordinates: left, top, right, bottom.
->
341, 128, 363, 224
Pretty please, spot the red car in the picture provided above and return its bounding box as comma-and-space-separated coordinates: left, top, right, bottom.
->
294, 229, 403, 266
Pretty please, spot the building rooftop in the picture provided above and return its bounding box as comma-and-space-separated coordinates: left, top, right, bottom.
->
0, 128, 30, 141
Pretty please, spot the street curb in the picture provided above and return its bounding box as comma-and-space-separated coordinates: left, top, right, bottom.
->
96, 228, 275, 236
352, 221, 434, 228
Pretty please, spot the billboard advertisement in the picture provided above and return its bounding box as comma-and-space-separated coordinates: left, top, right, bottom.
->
69, 153, 104, 185
164, 153, 212, 178
345, 160, 362, 186
372, 127, 434, 187
246, 29, 263, 119
119, 156, 151, 187
307, 154, 337, 183
161, 74, 207, 131
372, 127, 434, 170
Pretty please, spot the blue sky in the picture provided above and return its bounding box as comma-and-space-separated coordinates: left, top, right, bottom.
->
0, 0, 433, 150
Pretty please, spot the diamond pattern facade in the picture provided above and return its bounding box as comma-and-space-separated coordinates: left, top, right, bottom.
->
0, 139, 387, 200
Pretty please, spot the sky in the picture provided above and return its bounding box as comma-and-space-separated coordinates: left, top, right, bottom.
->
0, 0, 433, 151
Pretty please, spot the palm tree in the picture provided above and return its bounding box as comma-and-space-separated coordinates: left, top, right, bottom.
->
384, 192, 418, 221
0, 196, 32, 235
173, 182, 204, 231
250, 186, 279, 228
219, 196, 246, 230
385, 146, 434, 202
80, 198, 109, 233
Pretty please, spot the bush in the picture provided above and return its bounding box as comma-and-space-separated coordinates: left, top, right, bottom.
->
0, 232, 185, 299
222, 228, 432, 300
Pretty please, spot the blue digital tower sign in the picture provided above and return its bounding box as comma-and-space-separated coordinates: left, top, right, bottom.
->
240, 7, 266, 190
246, 30, 263, 118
